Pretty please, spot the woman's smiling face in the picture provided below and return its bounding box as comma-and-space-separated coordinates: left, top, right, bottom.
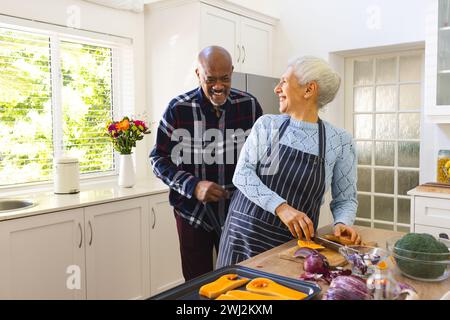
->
274, 66, 306, 114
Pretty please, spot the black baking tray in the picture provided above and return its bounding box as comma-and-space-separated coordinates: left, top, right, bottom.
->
150, 265, 321, 300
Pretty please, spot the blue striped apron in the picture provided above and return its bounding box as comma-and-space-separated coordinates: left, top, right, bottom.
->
216, 118, 326, 268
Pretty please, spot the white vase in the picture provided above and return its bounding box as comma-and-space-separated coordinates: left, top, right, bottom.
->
118, 154, 136, 188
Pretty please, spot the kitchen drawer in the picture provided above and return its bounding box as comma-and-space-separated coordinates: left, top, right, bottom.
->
414, 196, 450, 229
414, 224, 450, 240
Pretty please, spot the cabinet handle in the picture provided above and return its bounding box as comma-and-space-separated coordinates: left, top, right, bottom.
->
151, 207, 156, 229
236, 44, 241, 63
78, 222, 83, 248
88, 220, 93, 246
242, 45, 246, 64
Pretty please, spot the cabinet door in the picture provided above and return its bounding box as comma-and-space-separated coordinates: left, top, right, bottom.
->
425, 0, 450, 121
84, 197, 150, 299
200, 4, 241, 70
0, 209, 85, 299
149, 192, 184, 296
414, 196, 450, 229
414, 224, 450, 240
240, 16, 273, 76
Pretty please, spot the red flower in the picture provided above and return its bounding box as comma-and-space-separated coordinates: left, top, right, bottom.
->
134, 120, 147, 131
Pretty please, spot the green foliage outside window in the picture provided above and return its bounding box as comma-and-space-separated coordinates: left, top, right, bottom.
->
0, 28, 115, 186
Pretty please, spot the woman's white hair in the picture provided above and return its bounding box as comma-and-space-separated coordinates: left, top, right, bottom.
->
288, 56, 341, 108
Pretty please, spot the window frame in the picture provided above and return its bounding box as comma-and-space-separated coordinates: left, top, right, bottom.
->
0, 17, 133, 191
344, 49, 424, 232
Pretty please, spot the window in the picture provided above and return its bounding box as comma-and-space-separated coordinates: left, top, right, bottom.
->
345, 51, 423, 232
0, 25, 128, 186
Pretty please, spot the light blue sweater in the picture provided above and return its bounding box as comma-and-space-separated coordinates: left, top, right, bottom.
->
233, 114, 358, 226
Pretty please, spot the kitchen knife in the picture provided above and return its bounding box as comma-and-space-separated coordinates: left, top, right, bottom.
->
312, 235, 343, 252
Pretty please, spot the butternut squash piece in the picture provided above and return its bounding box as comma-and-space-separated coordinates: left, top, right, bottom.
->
225, 290, 285, 300
377, 260, 388, 270
215, 294, 240, 300
199, 274, 249, 299
246, 278, 308, 300
297, 240, 325, 250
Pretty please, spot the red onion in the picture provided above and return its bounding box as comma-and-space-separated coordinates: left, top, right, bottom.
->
304, 253, 329, 274
323, 275, 372, 300
294, 247, 318, 258
397, 281, 416, 293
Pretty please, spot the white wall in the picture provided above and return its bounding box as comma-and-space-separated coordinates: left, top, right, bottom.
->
272, 0, 427, 126
272, 0, 427, 75
0, 0, 149, 179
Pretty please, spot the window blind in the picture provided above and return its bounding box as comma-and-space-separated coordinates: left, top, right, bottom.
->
59, 40, 114, 175
0, 28, 54, 185
0, 25, 129, 186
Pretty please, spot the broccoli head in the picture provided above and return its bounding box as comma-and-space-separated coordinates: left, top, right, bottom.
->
394, 233, 449, 280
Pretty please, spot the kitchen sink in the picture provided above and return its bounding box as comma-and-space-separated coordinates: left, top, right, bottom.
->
0, 199, 36, 212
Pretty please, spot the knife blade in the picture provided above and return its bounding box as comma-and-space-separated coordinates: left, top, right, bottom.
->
312, 235, 344, 252
313, 235, 361, 255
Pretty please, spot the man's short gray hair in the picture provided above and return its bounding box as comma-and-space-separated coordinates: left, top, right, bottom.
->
288, 56, 341, 108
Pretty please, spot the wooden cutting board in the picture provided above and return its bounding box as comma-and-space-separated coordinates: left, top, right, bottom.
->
278, 245, 347, 268
416, 182, 450, 195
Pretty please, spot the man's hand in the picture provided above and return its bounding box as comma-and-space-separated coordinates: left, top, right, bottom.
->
334, 223, 361, 245
275, 203, 315, 240
194, 181, 229, 202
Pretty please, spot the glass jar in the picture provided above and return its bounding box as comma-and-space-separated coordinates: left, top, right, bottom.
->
437, 150, 450, 184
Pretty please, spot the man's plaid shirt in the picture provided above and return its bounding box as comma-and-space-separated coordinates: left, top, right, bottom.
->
149, 87, 262, 231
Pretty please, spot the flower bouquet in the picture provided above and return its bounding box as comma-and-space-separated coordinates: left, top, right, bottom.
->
106, 117, 151, 187
106, 116, 151, 155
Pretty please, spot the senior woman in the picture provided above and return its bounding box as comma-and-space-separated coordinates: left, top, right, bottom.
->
216, 56, 360, 268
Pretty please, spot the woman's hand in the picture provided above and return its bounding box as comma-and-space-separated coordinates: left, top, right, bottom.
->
334, 223, 361, 245
275, 203, 314, 240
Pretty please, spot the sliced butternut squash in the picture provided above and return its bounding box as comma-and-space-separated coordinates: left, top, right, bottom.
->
225, 290, 285, 300
246, 278, 308, 300
377, 260, 388, 270
215, 294, 240, 300
199, 274, 249, 299
297, 240, 325, 250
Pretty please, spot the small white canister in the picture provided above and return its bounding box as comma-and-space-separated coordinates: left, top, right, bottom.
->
54, 156, 80, 194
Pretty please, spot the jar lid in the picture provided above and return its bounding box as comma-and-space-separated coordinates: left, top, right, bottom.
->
56, 156, 79, 164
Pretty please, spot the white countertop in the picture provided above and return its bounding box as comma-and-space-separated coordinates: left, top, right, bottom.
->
407, 187, 450, 199
0, 178, 169, 222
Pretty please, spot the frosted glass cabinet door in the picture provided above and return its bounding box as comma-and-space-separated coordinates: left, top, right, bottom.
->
437, 0, 450, 106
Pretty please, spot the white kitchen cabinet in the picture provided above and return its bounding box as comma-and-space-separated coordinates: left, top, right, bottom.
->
200, 4, 273, 75
0, 192, 183, 299
415, 224, 450, 239
425, 0, 450, 122
240, 16, 273, 75
408, 188, 450, 238
145, 0, 278, 128
84, 197, 150, 300
149, 192, 184, 296
0, 198, 150, 300
199, 5, 240, 68
0, 209, 85, 300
